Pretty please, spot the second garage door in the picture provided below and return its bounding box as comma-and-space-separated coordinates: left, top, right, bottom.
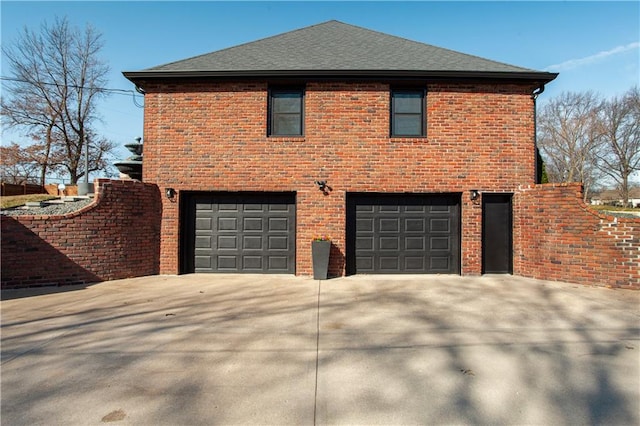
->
182, 192, 296, 274
346, 193, 460, 274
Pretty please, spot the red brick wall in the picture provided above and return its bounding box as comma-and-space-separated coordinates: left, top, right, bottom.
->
141, 80, 538, 276
1, 179, 162, 289
514, 183, 640, 289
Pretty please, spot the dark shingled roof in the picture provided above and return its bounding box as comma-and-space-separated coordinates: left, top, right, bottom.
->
124, 20, 557, 83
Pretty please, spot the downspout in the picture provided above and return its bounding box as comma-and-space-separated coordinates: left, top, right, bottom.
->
531, 84, 545, 183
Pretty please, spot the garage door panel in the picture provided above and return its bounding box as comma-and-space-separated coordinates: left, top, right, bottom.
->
268, 236, 289, 250
380, 257, 400, 271
242, 256, 262, 270
195, 218, 212, 230
347, 193, 460, 274
380, 236, 399, 250
405, 256, 425, 270
218, 217, 237, 231
197, 202, 214, 211
405, 218, 425, 232
430, 257, 451, 271
405, 236, 425, 250
357, 218, 374, 232
269, 217, 289, 231
356, 237, 373, 250
218, 236, 238, 249
356, 256, 374, 271
244, 203, 264, 212
431, 205, 451, 212
429, 218, 450, 233
243, 217, 263, 231
186, 193, 295, 274
356, 205, 374, 213
380, 218, 400, 232
268, 256, 289, 271
430, 237, 450, 250
379, 205, 400, 213
196, 236, 212, 248
217, 256, 238, 270
218, 203, 237, 211
242, 235, 262, 250
195, 256, 211, 269
405, 205, 426, 213
269, 204, 289, 212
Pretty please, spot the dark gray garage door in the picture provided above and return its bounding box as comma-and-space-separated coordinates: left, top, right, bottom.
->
183, 193, 296, 273
346, 193, 460, 274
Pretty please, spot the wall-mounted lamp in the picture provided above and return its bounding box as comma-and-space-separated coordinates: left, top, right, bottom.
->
470, 189, 480, 201
314, 180, 332, 196
165, 188, 176, 199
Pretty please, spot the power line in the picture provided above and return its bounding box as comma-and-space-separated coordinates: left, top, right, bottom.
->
0, 76, 145, 108
0, 76, 143, 97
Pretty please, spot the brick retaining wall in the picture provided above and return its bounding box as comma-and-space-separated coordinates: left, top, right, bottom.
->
1, 179, 162, 289
514, 183, 639, 289
4, 179, 636, 289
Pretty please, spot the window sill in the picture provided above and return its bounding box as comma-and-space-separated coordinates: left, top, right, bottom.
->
389, 136, 428, 141
268, 136, 306, 142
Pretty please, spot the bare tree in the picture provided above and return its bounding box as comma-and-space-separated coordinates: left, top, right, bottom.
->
60, 129, 116, 184
537, 91, 604, 201
595, 87, 640, 207
0, 143, 43, 184
1, 17, 114, 184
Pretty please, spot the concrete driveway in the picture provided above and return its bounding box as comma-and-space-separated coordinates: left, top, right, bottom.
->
1, 274, 638, 425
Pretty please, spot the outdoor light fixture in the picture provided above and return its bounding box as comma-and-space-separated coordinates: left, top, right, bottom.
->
165, 188, 176, 199
470, 189, 480, 201
314, 180, 332, 195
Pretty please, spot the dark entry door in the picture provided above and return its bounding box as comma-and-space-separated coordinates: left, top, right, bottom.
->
182, 192, 296, 274
346, 193, 460, 274
482, 194, 512, 274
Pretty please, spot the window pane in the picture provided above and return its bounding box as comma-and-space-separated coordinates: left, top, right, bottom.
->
392, 89, 424, 136
273, 113, 301, 135
273, 93, 301, 113
270, 88, 303, 136
394, 92, 422, 113
394, 114, 422, 136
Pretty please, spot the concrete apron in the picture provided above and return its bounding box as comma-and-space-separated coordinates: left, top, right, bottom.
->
1, 274, 638, 425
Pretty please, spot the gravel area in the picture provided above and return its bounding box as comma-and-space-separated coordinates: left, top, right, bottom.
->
608, 212, 640, 219
0, 198, 94, 217
599, 210, 640, 219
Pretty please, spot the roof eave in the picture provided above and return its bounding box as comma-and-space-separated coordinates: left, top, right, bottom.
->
123, 69, 558, 86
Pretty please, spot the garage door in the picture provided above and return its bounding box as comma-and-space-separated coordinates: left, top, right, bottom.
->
183, 193, 296, 273
346, 193, 460, 274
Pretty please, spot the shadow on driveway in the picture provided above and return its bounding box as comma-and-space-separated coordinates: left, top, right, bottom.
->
1, 274, 638, 425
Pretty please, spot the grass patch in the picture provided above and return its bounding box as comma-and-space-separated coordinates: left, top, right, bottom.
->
0, 194, 57, 210
590, 205, 639, 213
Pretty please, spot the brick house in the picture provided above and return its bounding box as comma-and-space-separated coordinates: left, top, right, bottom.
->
123, 20, 557, 278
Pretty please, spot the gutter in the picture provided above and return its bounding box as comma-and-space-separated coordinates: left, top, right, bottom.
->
122, 69, 559, 86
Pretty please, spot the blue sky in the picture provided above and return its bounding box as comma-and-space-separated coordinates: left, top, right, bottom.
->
2, 1, 639, 177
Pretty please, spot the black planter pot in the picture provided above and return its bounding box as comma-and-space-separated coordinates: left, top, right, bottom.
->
312, 240, 331, 280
